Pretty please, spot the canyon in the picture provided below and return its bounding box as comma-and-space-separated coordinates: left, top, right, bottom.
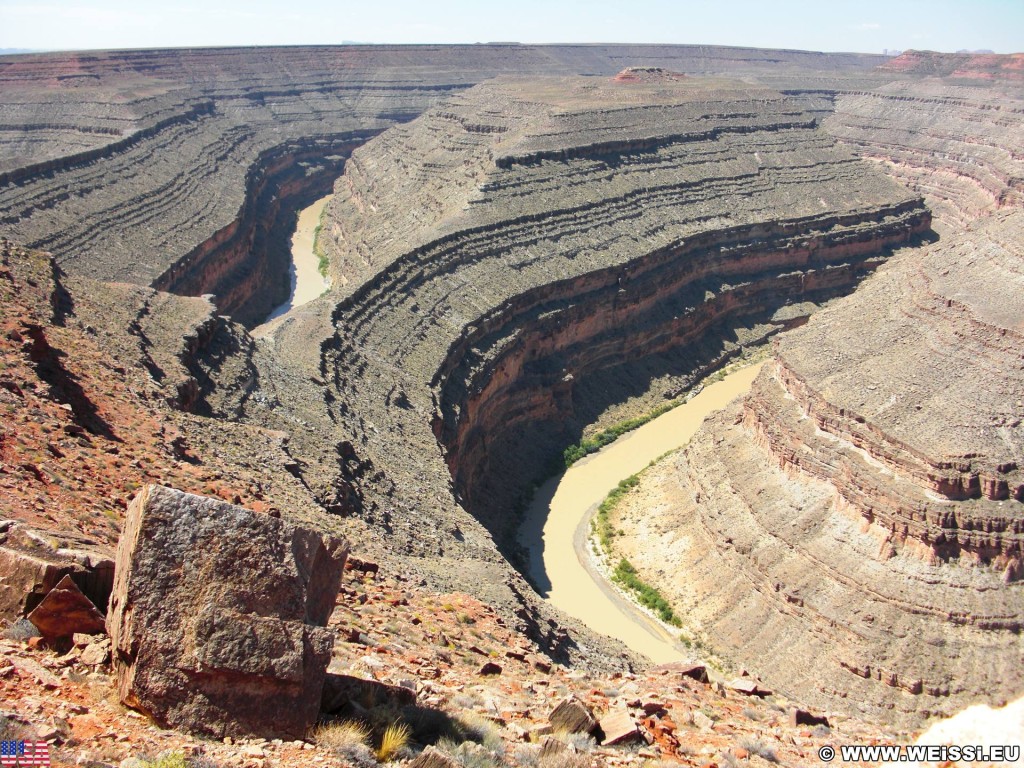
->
0, 42, 1021, 753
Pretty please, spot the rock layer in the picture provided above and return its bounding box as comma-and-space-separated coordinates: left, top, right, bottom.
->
611, 210, 1024, 725
308, 76, 927, 549
1, 44, 1022, 719
0, 45, 886, 325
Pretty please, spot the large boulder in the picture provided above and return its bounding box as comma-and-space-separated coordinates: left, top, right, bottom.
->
106, 485, 348, 739
0, 521, 114, 621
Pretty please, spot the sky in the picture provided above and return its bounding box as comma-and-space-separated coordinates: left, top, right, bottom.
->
1, 0, 1022, 55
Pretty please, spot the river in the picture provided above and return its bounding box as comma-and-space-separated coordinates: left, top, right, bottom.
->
263, 194, 332, 323
518, 361, 766, 663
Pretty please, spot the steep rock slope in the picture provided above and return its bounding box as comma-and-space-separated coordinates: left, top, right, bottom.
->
0, 45, 888, 326
256, 74, 929, 582
610, 209, 1023, 726
823, 55, 1024, 226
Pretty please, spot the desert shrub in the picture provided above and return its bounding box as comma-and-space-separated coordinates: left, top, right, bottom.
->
563, 403, 680, 468
538, 751, 588, 768
562, 733, 596, 753
376, 721, 412, 762
186, 757, 221, 768
315, 719, 371, 750
593, 474, 640, 553
456, 712, 503, 752
611, 558, 683, 626
739, 737, 778, 763
512, 744, 541, 768
141, 753, 188, 768
437, 739, 504, 768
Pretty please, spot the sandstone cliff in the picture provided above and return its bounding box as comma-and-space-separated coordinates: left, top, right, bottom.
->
609, 209, 1023, 726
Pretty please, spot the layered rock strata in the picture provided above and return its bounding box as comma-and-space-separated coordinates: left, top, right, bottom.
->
286, 75, 929, 556
0, 45, 887, 326
1, 43, 1021, 699
610, 210, 1024, 725
823, 55, 1024, 226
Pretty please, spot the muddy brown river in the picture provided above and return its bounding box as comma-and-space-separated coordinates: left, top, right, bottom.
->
518, 361, 765, 663
263, 194, 332, 323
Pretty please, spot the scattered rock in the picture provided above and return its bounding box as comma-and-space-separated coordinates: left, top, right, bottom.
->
27, 574, 106, 640
680, 664, 709, 683
600, 708, 641, 746
539, 736, 570, 758
0, 524, 114, 622
528, 723, 553, 739
693, 710, 715, 730
345, 556, 379, 579
80, 639, 110, 666
409, 746, 461, 768
726, 678, 770, 696
791, 708, 830, 728
478, 661, 502, 676
106, 485, 349, 739
529, 654, 552, 673
549, 695, 597, 734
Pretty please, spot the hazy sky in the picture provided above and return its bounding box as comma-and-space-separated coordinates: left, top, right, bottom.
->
1, 0, 1022, 54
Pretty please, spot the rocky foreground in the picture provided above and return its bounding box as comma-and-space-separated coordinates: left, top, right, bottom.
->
1, 543, 903, 768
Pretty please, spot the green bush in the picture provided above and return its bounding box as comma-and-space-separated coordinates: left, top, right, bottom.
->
593, 474, 640, 553
562, 402, 679, 468
612, 558, 682, 626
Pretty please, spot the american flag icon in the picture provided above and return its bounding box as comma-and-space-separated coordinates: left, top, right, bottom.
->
0, 741, 50, 766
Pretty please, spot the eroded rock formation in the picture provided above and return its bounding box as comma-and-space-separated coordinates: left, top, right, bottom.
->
610, 210, 1023, 725
296, 76, 928, 556
1, 44, 1021, 723
0, 45, 887, 326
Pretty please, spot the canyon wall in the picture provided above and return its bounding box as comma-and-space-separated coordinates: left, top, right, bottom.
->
610, 55, 1024, 725
1, 44, 1021, 692
822, 53, 1024, 226
0, 45, 887, 326
251, 76, 929, 566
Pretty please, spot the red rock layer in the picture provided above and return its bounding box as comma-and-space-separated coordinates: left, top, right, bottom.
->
611, 210, 1024, 725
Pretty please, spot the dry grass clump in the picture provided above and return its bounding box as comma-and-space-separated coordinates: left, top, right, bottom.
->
314, 720, 377, 767
456, 711, 503, 751
314, 720, 372, 750
376, 721, 412, 762
539, 752, 589, 768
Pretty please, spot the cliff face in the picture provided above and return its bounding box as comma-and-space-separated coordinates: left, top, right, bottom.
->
274, 76, 929, 559
609, 208, 1023, 727
1, 44, 1021, 710
0, 45, 887, 326
823, 79, 1024, 226
150, 132, 379, 327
